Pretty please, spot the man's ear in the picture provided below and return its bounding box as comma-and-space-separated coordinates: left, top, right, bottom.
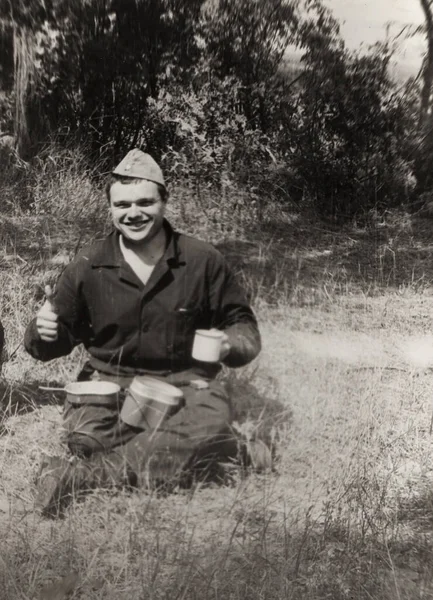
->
159, 185, 169, 203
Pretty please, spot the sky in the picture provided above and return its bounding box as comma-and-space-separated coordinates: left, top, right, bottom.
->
325, 0, 426, 78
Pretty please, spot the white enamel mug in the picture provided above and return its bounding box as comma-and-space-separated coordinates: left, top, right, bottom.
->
192, 329, 224, 363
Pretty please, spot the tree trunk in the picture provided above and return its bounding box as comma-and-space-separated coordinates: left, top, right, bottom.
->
419, 0, 433, 131
13, 25, 35, 157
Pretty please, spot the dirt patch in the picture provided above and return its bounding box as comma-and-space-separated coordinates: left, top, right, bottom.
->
291, 331, 388, 365
274, 329, 433, 370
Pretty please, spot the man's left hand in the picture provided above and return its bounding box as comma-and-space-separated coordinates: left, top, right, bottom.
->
210, 329, 231, 361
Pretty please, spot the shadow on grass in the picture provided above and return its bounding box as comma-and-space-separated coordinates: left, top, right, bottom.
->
223, 370, 291, 452
0, 380, 64, 434
216, 214, 433, 303
4, 210, 433, 307
397, 486, 433, 531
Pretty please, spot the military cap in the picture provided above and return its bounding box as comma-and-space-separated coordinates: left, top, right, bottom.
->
113, 149, 166, 189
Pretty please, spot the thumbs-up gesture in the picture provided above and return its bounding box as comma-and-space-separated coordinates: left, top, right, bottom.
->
36, 285, 58, 342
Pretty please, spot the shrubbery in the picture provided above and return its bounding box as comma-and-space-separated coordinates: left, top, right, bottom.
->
0, 0, 425, 224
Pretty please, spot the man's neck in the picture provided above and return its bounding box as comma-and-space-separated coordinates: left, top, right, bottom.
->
121, 226, 167, 266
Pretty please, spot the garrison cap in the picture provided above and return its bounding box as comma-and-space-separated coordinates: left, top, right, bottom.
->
113, 149, 166, 189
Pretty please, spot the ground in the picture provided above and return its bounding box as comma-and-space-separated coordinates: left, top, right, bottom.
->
2, 209, 433, 598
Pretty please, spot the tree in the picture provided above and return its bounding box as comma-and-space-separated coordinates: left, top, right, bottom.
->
0, 0, 49, 154
201, 0, 299, 131
0, 0, 418, 224
407, 0, 433, 197
287, 5, 416, 220
419, 0, 433, 130
0, 0, 205, 158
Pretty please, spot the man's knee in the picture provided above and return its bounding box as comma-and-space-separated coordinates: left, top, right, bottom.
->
198, 380, 233, 426
62, 401, 117, 457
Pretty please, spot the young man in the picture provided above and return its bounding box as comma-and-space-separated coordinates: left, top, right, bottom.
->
24, 149, 263, 516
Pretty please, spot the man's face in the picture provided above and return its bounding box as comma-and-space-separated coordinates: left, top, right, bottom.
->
109, 179, 166, 245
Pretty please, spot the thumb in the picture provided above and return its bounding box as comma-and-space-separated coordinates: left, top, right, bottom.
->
43, 285, 56, 312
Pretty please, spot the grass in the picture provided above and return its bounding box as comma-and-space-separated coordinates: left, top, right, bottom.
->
2, 154, 433, 598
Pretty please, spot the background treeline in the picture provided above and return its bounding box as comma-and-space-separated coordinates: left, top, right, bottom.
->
0, 0, 431, 224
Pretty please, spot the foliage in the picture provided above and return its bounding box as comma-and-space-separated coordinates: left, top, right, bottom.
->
0, 0, 423, 223
201, 0, 299, 131
292, 33, 417, 219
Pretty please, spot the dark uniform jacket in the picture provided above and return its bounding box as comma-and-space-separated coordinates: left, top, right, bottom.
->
24, 221, 261, 377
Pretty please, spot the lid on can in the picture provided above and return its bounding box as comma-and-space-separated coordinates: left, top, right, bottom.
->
130, 376, 183, 399
65, 381, 121, 396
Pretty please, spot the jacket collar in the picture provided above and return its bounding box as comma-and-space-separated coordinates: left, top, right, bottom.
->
91, 219, 183, 268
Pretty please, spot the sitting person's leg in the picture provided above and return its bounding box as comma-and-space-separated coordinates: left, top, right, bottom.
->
36, 376, 270, 517
122, 379, 238, 487
62, 367, 138, 457
35, 448, 138, 517
37, 378, 236, 515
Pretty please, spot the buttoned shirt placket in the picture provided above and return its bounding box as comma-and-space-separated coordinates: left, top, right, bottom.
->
117, 228, 181, 372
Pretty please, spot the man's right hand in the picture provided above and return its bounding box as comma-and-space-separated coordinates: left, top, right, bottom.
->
36, 285, 58, 342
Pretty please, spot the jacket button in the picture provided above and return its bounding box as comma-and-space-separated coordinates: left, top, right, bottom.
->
142, 324, 149, 332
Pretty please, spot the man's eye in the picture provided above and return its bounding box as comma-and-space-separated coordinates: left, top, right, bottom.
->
115, 203, 129, 209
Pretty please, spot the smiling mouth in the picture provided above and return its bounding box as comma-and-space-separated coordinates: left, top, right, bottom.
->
124, 220, 151, 229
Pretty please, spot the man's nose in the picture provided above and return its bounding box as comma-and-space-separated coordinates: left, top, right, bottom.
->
126, 204, 140, 219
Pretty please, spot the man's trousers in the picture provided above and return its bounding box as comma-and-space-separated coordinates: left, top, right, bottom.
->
62, 369, 239, 487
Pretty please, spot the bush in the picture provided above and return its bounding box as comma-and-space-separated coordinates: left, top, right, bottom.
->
0, 0, 419, 225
